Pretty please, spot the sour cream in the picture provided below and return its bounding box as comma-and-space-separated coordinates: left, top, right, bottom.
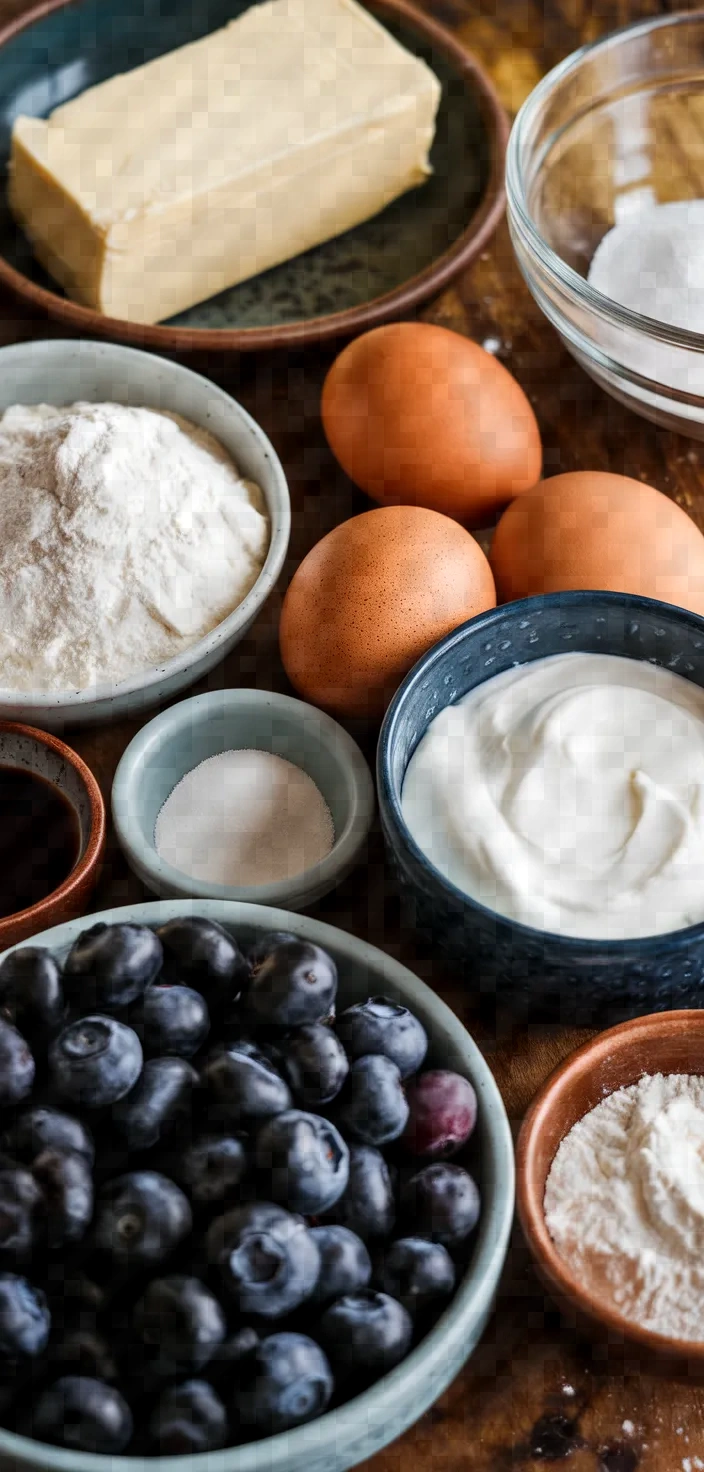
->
401, 652, 704, 940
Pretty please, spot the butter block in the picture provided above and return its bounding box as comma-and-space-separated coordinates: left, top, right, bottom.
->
9, 0, 441, 324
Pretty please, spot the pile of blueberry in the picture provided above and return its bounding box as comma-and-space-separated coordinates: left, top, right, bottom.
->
0, 917, 481, 1457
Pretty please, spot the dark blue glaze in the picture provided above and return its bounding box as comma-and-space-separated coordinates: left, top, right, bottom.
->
377, 591, 704, 1023
0, 0, 488, 329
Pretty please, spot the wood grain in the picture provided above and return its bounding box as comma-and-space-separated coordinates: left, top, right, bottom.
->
2, 0, 704, 1463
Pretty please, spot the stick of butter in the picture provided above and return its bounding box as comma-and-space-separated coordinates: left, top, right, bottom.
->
8, 0, 441, 324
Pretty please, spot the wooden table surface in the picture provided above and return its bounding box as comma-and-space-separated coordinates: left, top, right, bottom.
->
3, 0, 704, 1464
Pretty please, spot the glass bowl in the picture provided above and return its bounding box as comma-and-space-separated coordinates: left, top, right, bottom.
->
506, 12, 704, 437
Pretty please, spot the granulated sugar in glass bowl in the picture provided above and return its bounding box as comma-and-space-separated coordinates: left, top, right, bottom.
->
506, 12, 704, 438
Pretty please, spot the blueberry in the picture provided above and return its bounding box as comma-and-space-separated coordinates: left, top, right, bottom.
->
335, 997, 427, 1079
310, 1226, 371, 1305
400, 1163, 480, 1247
4, 1107, 94, 1167
138, 983, 210, 1058
94, 1171, 192, 1268
247, 932, 298, 971
178, 1135, 247, 1205
0, 948, 64, 1041
317, 1290, 412, 1377
402, 1071, 477, 1159
49, 1015, 142, 1108
374, 1238, 455, 1316
27, 1376, 133, 1453
64, 922, 162, 1011
256, 1110, 349, 1215
149, 1379, 228, 1455
0, 1169, 43, 1264
335, 1055, 409, 1146
234, 1332, 333, 1434
32, 1149, 93, 1247
0, 1020, 35, 1107
133, 1275, 226, 1378
112, 1056, 198, 1152
282, 1023, 349, 1106
202, 1040, 291, 1129
328, 1145, 396, 1242
242, 941, 337, 1029
50, 1329, 119, 1383
156, 917, 248, 1013
207, 1202, 320, 1319
0, 1274, 50, 1357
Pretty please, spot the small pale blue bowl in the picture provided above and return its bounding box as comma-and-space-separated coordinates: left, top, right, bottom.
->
378, 589, 704, 1023
112, 690, 375, 910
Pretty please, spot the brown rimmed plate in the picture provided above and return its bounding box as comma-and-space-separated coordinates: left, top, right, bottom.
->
0, 0, 507, 352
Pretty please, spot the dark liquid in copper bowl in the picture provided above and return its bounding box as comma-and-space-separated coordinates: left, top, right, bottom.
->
0, 767, 80, 917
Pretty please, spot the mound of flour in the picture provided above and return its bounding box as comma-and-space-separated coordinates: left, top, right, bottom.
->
0, 402, 269, 692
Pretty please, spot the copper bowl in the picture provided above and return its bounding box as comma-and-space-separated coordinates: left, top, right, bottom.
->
517, 1011, 704, 1368
0, 722, 106, 948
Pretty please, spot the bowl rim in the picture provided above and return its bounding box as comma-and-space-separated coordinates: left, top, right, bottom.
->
506, 8, 704, 353
110, 688, 376, 906
0, 896, 515, 1472
0, 339, 291, 711
377, 588, 704, 955
0, 0, 508, 352
0, 720, 105, 943
515, 1009, 704, 1358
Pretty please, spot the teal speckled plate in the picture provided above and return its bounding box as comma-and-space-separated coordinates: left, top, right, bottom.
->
0, 0, 508, 352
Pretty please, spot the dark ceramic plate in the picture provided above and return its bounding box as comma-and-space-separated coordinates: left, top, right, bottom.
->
0, 0, 507, 352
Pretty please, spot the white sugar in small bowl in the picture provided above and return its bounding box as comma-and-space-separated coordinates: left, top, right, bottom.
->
112, 689, 375, 909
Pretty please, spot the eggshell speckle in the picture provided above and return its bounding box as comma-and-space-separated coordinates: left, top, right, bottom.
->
279, 505, 496, 719
490, 471, 704, 614
321, 322, 542, 527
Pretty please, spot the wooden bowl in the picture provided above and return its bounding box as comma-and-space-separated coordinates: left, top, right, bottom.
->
517, 1012, 704, 1369
0, 0, 508, 353
0, 722, 106, 948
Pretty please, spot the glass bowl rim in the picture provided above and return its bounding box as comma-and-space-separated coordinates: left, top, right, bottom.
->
506, 8, 704, 354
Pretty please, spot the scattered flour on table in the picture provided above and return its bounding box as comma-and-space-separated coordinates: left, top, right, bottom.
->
0, 401, 269, 691
544, 1072, 704, 1342
155, 749, 335, 887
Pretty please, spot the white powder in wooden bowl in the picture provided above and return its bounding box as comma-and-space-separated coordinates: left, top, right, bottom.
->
544, 1072, 704, 1342
155, 749, 335, 887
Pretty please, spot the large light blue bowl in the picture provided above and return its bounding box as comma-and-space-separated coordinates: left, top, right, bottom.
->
0, 899, 514, 1472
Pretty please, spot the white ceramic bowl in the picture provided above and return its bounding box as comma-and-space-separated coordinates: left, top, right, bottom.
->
0, 339, 290, 726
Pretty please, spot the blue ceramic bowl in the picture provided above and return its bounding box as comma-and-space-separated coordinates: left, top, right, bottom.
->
0, 899, 514, 1472
378, 591, 704, 1023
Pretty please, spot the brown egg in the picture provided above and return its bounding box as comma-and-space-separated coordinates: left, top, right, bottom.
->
321, 322, 542, 527
490, 471, 704, 613
279, 505, 496, 719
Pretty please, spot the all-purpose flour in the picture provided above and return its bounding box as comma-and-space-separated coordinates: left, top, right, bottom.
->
544, 1073, 704, 1342
0, 402, 270, 691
